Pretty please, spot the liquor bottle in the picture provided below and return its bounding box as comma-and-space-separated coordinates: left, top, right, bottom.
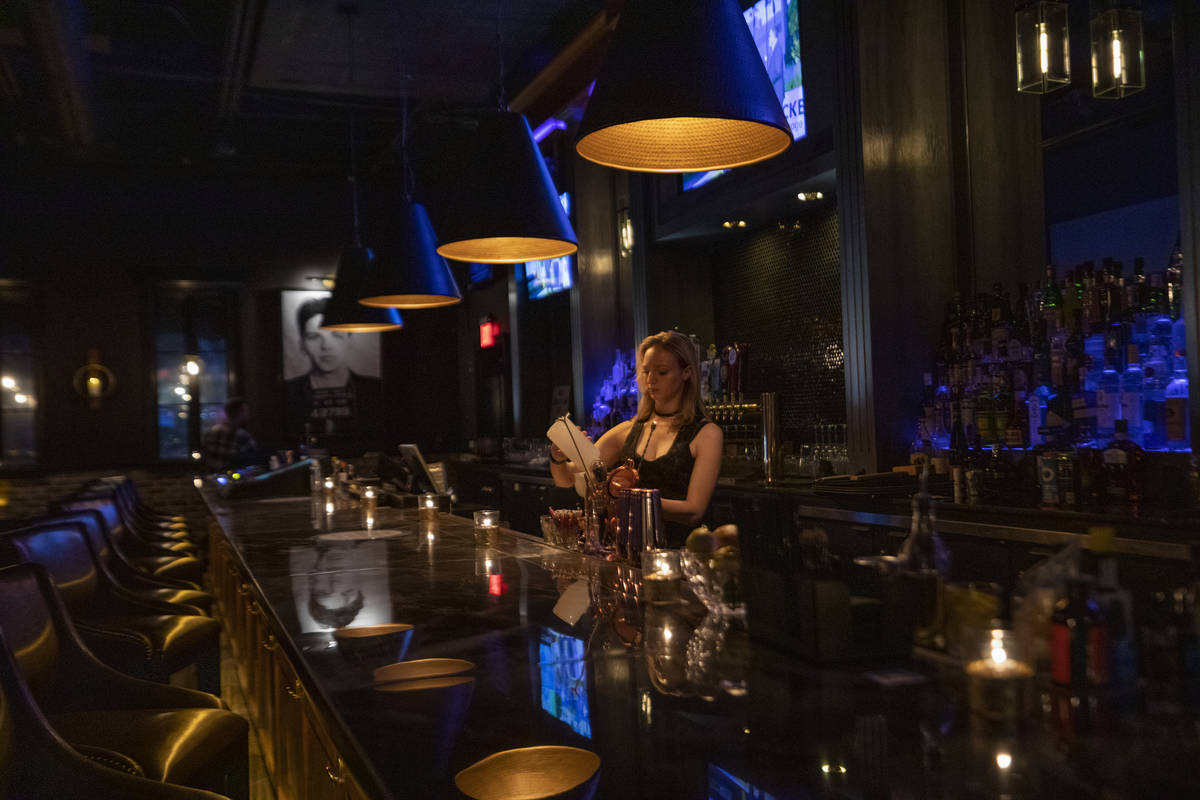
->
1041, 264, 1063, 330
723, 345, 738, 401
1096, 350, 1120, 441
1086, 526, 1137, 686
1129, 257, 1149, 349
982, 443, 1015, 504
991, 367, 1011, 443
899, 468, 951, 649
1102, 419, 1145, 514
990, 281, 1011, 361
1009, 283, 1030, 365
948, 399, 969, 500
1051, 576, 1110, 690
1144, 352, 1169, 451
1120, 345, 1145, 446
1166, 363, 1190, 451
1027, 353, 1052, 448
707, 344, 722, 399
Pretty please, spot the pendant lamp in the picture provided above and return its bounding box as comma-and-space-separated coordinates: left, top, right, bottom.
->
322, 244, 404, 332
322, 4, 402, 332
358, 101, 462, 308
436, 111, 578, 264
576, 0, 791, 173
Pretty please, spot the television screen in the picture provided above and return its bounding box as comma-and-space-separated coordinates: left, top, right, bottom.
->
524, 256, 574, 300
538, 627, 591, 738
682, 0, 805, 191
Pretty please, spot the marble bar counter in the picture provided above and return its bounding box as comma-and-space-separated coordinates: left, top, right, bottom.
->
202, 487, 1200, 799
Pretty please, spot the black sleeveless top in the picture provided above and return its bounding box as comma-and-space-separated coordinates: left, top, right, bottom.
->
616, 417, 711, 546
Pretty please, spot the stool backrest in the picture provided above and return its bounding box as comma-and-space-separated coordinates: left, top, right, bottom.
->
0, 564, 63, 705
2, 523, 100, 612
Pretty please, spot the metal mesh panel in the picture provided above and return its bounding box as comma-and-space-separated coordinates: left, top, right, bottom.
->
712, 206, 845, 441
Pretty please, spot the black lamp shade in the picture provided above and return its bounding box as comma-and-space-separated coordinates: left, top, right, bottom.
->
576, 0, 792, 173
359, 199, 463, 308
321, 245, 404, 332
436, 111, 578, 264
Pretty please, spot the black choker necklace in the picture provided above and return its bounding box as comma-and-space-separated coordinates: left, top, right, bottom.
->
652, 409, 679, 418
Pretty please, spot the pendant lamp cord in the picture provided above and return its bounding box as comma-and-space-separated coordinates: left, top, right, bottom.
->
341, 2, 362, 247
401, 95, 413, 201
495, 0, 506, 110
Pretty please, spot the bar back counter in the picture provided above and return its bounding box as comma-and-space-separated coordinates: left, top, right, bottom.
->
204, 484, 1200, 799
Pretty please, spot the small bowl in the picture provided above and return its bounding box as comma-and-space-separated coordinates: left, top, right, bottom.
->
333, 624, 414, 665
372, 657, 475, 685
455, 746, 600, 800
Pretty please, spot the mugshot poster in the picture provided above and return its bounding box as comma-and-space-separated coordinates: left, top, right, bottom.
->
281, 290, 383, 438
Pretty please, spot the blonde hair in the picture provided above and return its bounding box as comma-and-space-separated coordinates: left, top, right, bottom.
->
635, 331, 707, 429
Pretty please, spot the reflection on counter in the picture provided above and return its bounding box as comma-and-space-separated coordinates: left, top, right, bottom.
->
537, 627, 591, 739
288, 540, 392, 632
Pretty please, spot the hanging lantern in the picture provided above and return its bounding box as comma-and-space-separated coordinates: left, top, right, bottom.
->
1015, 1, 1071, 94
1090, 3, 1145, 99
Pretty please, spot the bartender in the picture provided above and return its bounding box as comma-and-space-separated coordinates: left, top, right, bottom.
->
550, 331, 722, 546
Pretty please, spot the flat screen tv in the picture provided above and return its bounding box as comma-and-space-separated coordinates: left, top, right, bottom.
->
537, 627, 591, 738
681, 0, 806, 192
524, 255, 574, 300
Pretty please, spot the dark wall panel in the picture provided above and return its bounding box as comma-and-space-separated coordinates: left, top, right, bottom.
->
712, 207, 844, 441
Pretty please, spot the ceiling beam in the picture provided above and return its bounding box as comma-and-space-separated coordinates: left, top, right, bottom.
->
20, 0, 95, 151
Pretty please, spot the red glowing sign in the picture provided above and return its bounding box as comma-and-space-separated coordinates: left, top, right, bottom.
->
488, 574, 506, 596
479, 319, 500, 349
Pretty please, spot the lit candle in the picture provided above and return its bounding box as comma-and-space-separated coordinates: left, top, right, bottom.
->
323, 477, 335, 507
966, 630, 1034, 720
641, 549, 681, 605
420, 493, 438, 522
473, 509, 499, 545
362, 486, 377, 530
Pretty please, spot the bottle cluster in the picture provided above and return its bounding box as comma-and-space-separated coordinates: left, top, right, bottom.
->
915, 244, 1191, 513
700, 340, 750, 405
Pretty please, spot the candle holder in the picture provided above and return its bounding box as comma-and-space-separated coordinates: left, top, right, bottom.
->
965, 628, 1034, 721
473, 509, 499, 545
641, 549, 681, 605
420, 492, 438, 522
361, 486, 378, 530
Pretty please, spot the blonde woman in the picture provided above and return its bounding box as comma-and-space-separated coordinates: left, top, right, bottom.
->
551, 331, 722, 545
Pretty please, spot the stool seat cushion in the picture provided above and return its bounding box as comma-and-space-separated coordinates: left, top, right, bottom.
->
79, 614, 220, 674
51, 708, 248, 788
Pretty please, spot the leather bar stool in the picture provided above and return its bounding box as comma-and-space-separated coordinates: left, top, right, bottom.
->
54, 497, 206, 585
0, 523, 222, 695
32, 509, 214, 614
0, 647, 232, 799
0, 563, 247, 799
63, 489, 197, 552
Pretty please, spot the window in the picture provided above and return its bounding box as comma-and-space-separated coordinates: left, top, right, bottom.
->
153, 287, 239, 460
0, 286, 37, 467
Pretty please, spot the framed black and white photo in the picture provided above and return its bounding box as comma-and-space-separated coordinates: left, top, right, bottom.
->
281, 289, 383, 439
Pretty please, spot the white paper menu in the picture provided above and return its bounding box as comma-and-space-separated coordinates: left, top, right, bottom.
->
546, 413, 600, 468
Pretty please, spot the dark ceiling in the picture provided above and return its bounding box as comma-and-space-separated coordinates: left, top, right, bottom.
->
0, 0, 605, 175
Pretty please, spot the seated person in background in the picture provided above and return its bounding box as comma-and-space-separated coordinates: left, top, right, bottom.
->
201, 397, 258, 471
550, 331, 723, 547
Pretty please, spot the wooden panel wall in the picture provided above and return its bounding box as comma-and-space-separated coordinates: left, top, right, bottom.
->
838, 0, 959, 471
955, 0, 1046, 292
